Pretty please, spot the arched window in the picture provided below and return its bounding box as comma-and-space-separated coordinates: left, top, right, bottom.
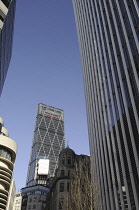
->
61, 154, 65, 165
67, 156, 71, 164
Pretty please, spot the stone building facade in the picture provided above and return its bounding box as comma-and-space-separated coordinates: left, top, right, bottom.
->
45, 147, 92, 210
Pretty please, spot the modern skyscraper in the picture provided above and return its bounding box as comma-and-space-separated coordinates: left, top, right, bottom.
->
72, 0, 139, 209
26, 103, 65, 187
0, 117, 17, 209
0, 0, 16, 96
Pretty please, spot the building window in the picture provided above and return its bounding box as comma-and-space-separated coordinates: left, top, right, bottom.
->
35, 191, 41, 194
67, 182, 70, 192
61, 170, 65, 177
33, 205, 36, 209
67, 156, 71, 164
28, 206, 31, 210
59, 199, 63, 209
33, 197, 37, 202
22, 198, 27, 205
29, 198, 32, 202
68, 170, 70, 177
82, 184, 85, 192
62, 155, 65, 165
59, 183, 64, 192
0, 146, 12, 161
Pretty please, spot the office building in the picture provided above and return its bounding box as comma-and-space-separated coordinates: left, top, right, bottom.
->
0, 0, 16, 95
72, 0, 139, 209
0, 117, 17, 209
26, 103, 65, 187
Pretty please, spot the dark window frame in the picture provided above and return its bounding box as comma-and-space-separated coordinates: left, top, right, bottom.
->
59, 183, 64, 192
61, 170, 65, 177
67, 156, 71, 164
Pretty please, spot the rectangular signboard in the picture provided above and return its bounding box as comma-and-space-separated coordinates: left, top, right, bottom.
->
37, 159, 49, 175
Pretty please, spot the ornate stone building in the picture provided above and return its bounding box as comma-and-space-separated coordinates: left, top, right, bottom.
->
45, 147, 92, 210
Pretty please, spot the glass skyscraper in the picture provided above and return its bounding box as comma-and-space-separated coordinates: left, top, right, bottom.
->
26, 103, 65, 187
72, 0, 139, 209
0, 0, 16, 95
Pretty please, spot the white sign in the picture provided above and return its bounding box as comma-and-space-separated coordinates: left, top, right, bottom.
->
37, 159, 49, 175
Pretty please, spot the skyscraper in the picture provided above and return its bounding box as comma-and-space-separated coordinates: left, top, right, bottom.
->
26, 103, 65, 187
0, 0, 16, 96
72, 0, 139, 209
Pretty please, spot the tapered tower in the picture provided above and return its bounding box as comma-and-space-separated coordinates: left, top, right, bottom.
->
26, 103, 65, 187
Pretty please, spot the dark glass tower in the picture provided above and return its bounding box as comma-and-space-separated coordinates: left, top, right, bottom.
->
26, 103, 65, 187
0, 0, 16, 95
72, 0, 139, 209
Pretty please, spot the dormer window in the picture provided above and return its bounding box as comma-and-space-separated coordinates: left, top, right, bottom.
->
67, 156, 71, 164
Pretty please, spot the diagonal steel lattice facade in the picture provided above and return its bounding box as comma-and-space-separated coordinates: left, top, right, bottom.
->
72, 0, 139, 209
26, 104, 65, 187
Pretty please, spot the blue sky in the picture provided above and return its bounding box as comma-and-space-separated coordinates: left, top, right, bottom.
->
0, 0, 89, 191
